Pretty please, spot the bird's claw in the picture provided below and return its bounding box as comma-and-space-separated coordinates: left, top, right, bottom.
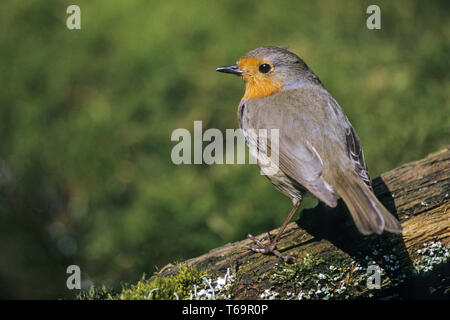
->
246, 232, 294, 263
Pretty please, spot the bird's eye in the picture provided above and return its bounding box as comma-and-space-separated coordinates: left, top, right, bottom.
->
258, 63, 271, 74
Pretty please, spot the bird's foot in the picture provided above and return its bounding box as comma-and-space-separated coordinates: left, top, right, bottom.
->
246, 232, 294, 263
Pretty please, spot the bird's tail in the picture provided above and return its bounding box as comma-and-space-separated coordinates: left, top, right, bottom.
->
333, 170, 402, 235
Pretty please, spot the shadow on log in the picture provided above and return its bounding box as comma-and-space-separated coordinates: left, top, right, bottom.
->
158, 148, 450, 299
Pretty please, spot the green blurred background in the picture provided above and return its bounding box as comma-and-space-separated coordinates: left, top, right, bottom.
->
0, 0, 448, 299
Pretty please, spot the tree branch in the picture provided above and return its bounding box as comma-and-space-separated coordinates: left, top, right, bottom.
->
158, 148, 450, 299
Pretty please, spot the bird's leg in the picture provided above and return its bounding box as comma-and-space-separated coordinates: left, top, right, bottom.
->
246, 197, 302, 262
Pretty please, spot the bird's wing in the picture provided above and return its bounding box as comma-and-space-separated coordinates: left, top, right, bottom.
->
274, 135, 338, 207
344, 125, 372, 189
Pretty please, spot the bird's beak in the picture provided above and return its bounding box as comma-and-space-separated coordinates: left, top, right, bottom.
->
216, 64, 244, 76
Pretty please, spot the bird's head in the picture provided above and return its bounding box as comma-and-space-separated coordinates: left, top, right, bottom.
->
216, 46, 321, 100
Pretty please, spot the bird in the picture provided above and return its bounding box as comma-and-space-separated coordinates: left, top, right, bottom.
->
216, 46, 402, 261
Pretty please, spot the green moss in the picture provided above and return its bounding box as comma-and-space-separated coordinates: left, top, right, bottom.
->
76, 285, 119, 300
120, 265, 206, 300
76, 265, 237, 300
260, 253, 363, 300
77, 242, 450, 300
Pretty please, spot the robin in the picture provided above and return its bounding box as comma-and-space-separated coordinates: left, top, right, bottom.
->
216, 46, 402, 261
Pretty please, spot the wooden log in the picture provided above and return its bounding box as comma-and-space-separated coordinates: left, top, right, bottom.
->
158, 148, 450, 299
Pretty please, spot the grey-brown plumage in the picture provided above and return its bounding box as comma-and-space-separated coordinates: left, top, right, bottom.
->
217, 46, 401, 260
